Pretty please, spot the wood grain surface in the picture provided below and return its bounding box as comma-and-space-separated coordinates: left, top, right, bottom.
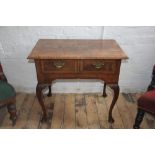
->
28, 39, 128, 60
0, 92, 151, 129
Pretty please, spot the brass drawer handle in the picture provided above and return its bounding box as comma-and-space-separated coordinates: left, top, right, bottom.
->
53, 61, 65, 69
92, 61, 104, 69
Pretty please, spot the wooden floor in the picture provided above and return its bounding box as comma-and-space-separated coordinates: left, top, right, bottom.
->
0, 90, 150, 129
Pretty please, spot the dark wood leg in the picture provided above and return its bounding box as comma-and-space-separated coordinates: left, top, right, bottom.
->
103, 82, 107, 97
36, 83, 48, 122
7, 101, 17, 126
47, 85, 52, 97
108, 84, 120, 123
133, 109, 145, 129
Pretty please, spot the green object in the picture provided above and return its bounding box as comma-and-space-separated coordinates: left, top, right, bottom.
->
0, 80, 16, 102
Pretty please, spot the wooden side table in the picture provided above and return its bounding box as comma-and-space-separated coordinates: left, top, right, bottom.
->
28, 39, 128, 123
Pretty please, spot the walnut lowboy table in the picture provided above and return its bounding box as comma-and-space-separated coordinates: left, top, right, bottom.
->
28, 39, 128, 123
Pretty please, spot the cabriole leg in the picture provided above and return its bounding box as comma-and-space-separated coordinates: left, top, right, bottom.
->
108, 84, 120, 123
47, 85, 52, 97
103, 82, 107, 97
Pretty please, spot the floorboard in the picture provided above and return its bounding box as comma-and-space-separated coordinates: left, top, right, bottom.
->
75, 94, 88, 129
0, 92, 152, 129
85, 94, 100, 129
63, 94, 75, 129
96, 94, 109, 129
51, 94, 65, 129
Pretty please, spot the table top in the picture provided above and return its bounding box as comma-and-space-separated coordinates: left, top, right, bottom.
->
28, 39, 128, 60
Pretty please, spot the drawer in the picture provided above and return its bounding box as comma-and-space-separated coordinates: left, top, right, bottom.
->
81, 60, 116, 73
41, 60, 77, 73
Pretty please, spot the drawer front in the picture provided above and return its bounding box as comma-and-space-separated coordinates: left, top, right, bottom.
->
81, 60, 116, 73
41, 60, 77, 73
35, 59, 120, 84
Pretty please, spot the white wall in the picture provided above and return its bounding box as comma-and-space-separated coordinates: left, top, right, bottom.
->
0, 26, 155, 93
103, 27, 155, 92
